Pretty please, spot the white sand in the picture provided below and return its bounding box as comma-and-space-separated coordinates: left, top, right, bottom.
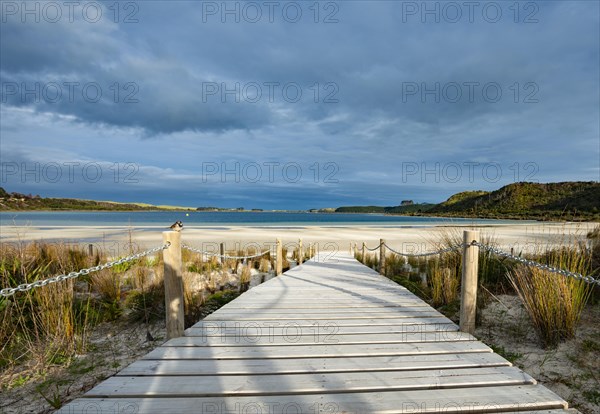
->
1, 222, 597, 256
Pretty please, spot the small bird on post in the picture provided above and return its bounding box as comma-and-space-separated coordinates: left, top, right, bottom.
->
169, 221, 183, 231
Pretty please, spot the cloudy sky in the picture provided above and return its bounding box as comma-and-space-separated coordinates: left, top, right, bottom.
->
1, 1, 598, 209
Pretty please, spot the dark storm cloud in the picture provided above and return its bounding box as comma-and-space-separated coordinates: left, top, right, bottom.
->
0, 0, 598, 208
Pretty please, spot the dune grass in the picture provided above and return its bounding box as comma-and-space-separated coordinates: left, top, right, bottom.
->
358, 226, 599, 348
507, 233, 595, 347
0, 238, 278, 391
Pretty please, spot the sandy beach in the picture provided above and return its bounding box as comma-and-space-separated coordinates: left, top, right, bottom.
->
2, 221, 597, 257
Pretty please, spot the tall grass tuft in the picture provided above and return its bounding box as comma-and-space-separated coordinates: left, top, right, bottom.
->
281, 248, 290, 271
0, 242, 98, 378
239, 265, 251, 292
182, 271, 205, 328
508, 243, 593, 348
425, 230, 463, 308
259, 258, 270, 273
362, 252, 378, 270
428, 263, 459, 307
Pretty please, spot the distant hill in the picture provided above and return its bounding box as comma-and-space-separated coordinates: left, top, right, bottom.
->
428, 181, 599, 220
0, 188, 194, 211
335, 182, 600, 221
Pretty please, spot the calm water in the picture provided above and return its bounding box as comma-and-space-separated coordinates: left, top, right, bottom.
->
0, 211, 532, 228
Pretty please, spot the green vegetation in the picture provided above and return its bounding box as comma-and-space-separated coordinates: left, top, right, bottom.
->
0, 188, 195, 211
489, 345, 523, 363
428, 182, 600, 220
338, 181, 600, 221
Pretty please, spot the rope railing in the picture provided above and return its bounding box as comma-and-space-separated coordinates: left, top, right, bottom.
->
383, 242, 462, 258
364, 242, 383, 251
0, 242, 171, 297
182, 244, 271, 260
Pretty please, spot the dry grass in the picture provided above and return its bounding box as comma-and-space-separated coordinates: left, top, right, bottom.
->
182, 271, 205, 327
91, 270, 121, 304
508, 243, 593, 347
0, 237, 278, 410
0, 242, 96, 384
239, 265, 251, 290
428, 264, 459, 307
259, 258, 270, 272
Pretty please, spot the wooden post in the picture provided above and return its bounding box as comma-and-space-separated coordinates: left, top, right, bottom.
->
298, 238, 303, 265
220, 242, 225, 264
379, 238, 386, 275
163, 231, 184, 340
88, 243, 94, 257
361, 242, 366, 263
460, 230, 479, 334
276, 238, 283, 275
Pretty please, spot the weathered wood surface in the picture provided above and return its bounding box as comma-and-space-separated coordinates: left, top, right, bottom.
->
59, 252, 573, 414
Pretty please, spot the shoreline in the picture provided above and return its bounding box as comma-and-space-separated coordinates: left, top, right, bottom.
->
1, 222, 596, 255
2, 208, 599, 222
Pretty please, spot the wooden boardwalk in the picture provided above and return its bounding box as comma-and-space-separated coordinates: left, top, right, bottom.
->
59, 253, 576, 413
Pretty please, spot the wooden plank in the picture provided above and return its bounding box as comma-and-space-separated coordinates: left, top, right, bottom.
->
233, 297, 426, 303
204, 312, 445, 321
186, 323, 460, 337
142, 341, 492, 360
86, 367, 535, 397
166, 331, 476, 346
220, 300, 429, 307
59, 385, 568, 413
220, 303, 431, 309
216, 307, 438, 314
233, 289, 413, 293
118, 352, 511, 376
199, 313, 455, 326
218, 306, 435, 312
240, 289, 416, 293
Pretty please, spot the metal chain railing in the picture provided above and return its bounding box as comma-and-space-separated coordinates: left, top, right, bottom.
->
182, 244, 271, 260
0, 243, 171, 297
361, 239, 599, 286
383, 242, 462, 258
473, 242, 600, 286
